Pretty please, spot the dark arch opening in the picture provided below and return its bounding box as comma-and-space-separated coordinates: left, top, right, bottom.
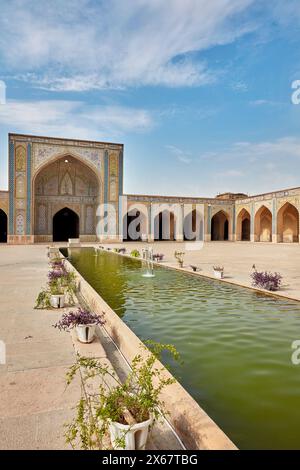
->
224, 219, 229, 241
126, 210, 141, 241
241, 218, 250, 241
211, 211, 229, 241
53, 208, 79, 242
154, 211, 175, 241
0, 209, 7, 243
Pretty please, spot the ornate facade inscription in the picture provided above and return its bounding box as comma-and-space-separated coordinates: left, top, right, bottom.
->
33, 143, 103, 172
15, 146, 26, 171
109, 152, 118, 201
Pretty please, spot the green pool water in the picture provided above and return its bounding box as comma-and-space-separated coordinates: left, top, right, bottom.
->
63, 247, 300, 449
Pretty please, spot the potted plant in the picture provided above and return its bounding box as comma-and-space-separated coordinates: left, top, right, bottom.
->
174, 251, 185, 268
49, 276, 66, 308
53, 308, 105, 343
251, 270, 282, 291
130, 249, 140, 258
35, 261, 77, 309
213, 266, 224, 279
64, 342, 179, 450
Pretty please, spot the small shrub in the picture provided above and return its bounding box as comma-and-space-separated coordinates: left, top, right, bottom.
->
213, 266, 224, 272
35, 289, 51, 309
65, 341, 179, 450
251, 270, 282, 291
130, 249, 140, 258
174, 251, 185, 267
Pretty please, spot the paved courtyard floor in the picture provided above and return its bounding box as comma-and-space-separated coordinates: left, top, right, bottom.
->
104, 241, 300, 302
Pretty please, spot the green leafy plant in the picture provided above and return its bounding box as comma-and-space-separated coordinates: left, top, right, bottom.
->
65, 341, 179, 450
34, 289, 51, 309
174, 251, 185, 268
130, 249, 140, 258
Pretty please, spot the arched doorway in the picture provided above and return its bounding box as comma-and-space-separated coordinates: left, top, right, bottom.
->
53, 208, 79, 242
154, 211, 175, 241
0, 209, 7, 243
125, 208, 148, 241
254, 206, 272, 242
184, 209, 203, 241
237, 209, 251, 241
33, 155, 99, 242
277, 202, 299, 243
211, 211, 230, 241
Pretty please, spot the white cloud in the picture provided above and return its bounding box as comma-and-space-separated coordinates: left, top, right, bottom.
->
166, 145, 192, 164
249, 99, 282, 107
200, 136, 300, 194
231, 81, 249, 92
0, 99, 153, 140
0, 0, 255, 90
200, 137, 300, 164
220, 169, 244, 177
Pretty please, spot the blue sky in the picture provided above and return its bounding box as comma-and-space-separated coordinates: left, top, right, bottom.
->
1, 0, 300, 196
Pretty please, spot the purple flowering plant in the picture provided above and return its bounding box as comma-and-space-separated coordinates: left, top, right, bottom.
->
53, 308, 105, 331
153, 253, 164, 261
48, 269, 66, 282
50, 258, 65, 268
251, 270, 282, 292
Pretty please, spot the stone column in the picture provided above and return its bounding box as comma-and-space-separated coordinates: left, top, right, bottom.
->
272, 198, 278, 243
149, 203, 155, 242
250, 203, 255, 242
205, 204, 212, 242
8, 140, 15, 244
231, 205, 236, 241
175, 204, 184, 241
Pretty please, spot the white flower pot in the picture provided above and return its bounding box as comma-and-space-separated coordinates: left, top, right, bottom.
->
109, 415, 153, 450
75, 323, 96, 343
214, 270, 224, 279
50, 294, 65, 308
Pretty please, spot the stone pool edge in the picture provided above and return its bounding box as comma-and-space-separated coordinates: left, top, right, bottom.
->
111, 249, 300, 304
63, 255, 237, 451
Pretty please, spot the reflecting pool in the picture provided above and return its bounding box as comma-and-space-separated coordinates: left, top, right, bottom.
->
63, 248, 300, 449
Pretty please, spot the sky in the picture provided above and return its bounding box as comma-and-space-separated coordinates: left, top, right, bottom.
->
1, 0, 300, 197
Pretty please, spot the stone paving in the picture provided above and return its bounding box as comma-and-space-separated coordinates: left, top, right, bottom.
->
0, 245, 78, 449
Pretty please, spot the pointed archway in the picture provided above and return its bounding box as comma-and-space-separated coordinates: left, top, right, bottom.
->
277, 202, 299, 243
53, 207, 79, 242
236, 209, 251, 241
211, 210, 230, 241
254, 206, 272, 242
33, 155, 99, 242
154, 211, 175, 241
184, 209, 204, 241
0, 209, 7, 243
